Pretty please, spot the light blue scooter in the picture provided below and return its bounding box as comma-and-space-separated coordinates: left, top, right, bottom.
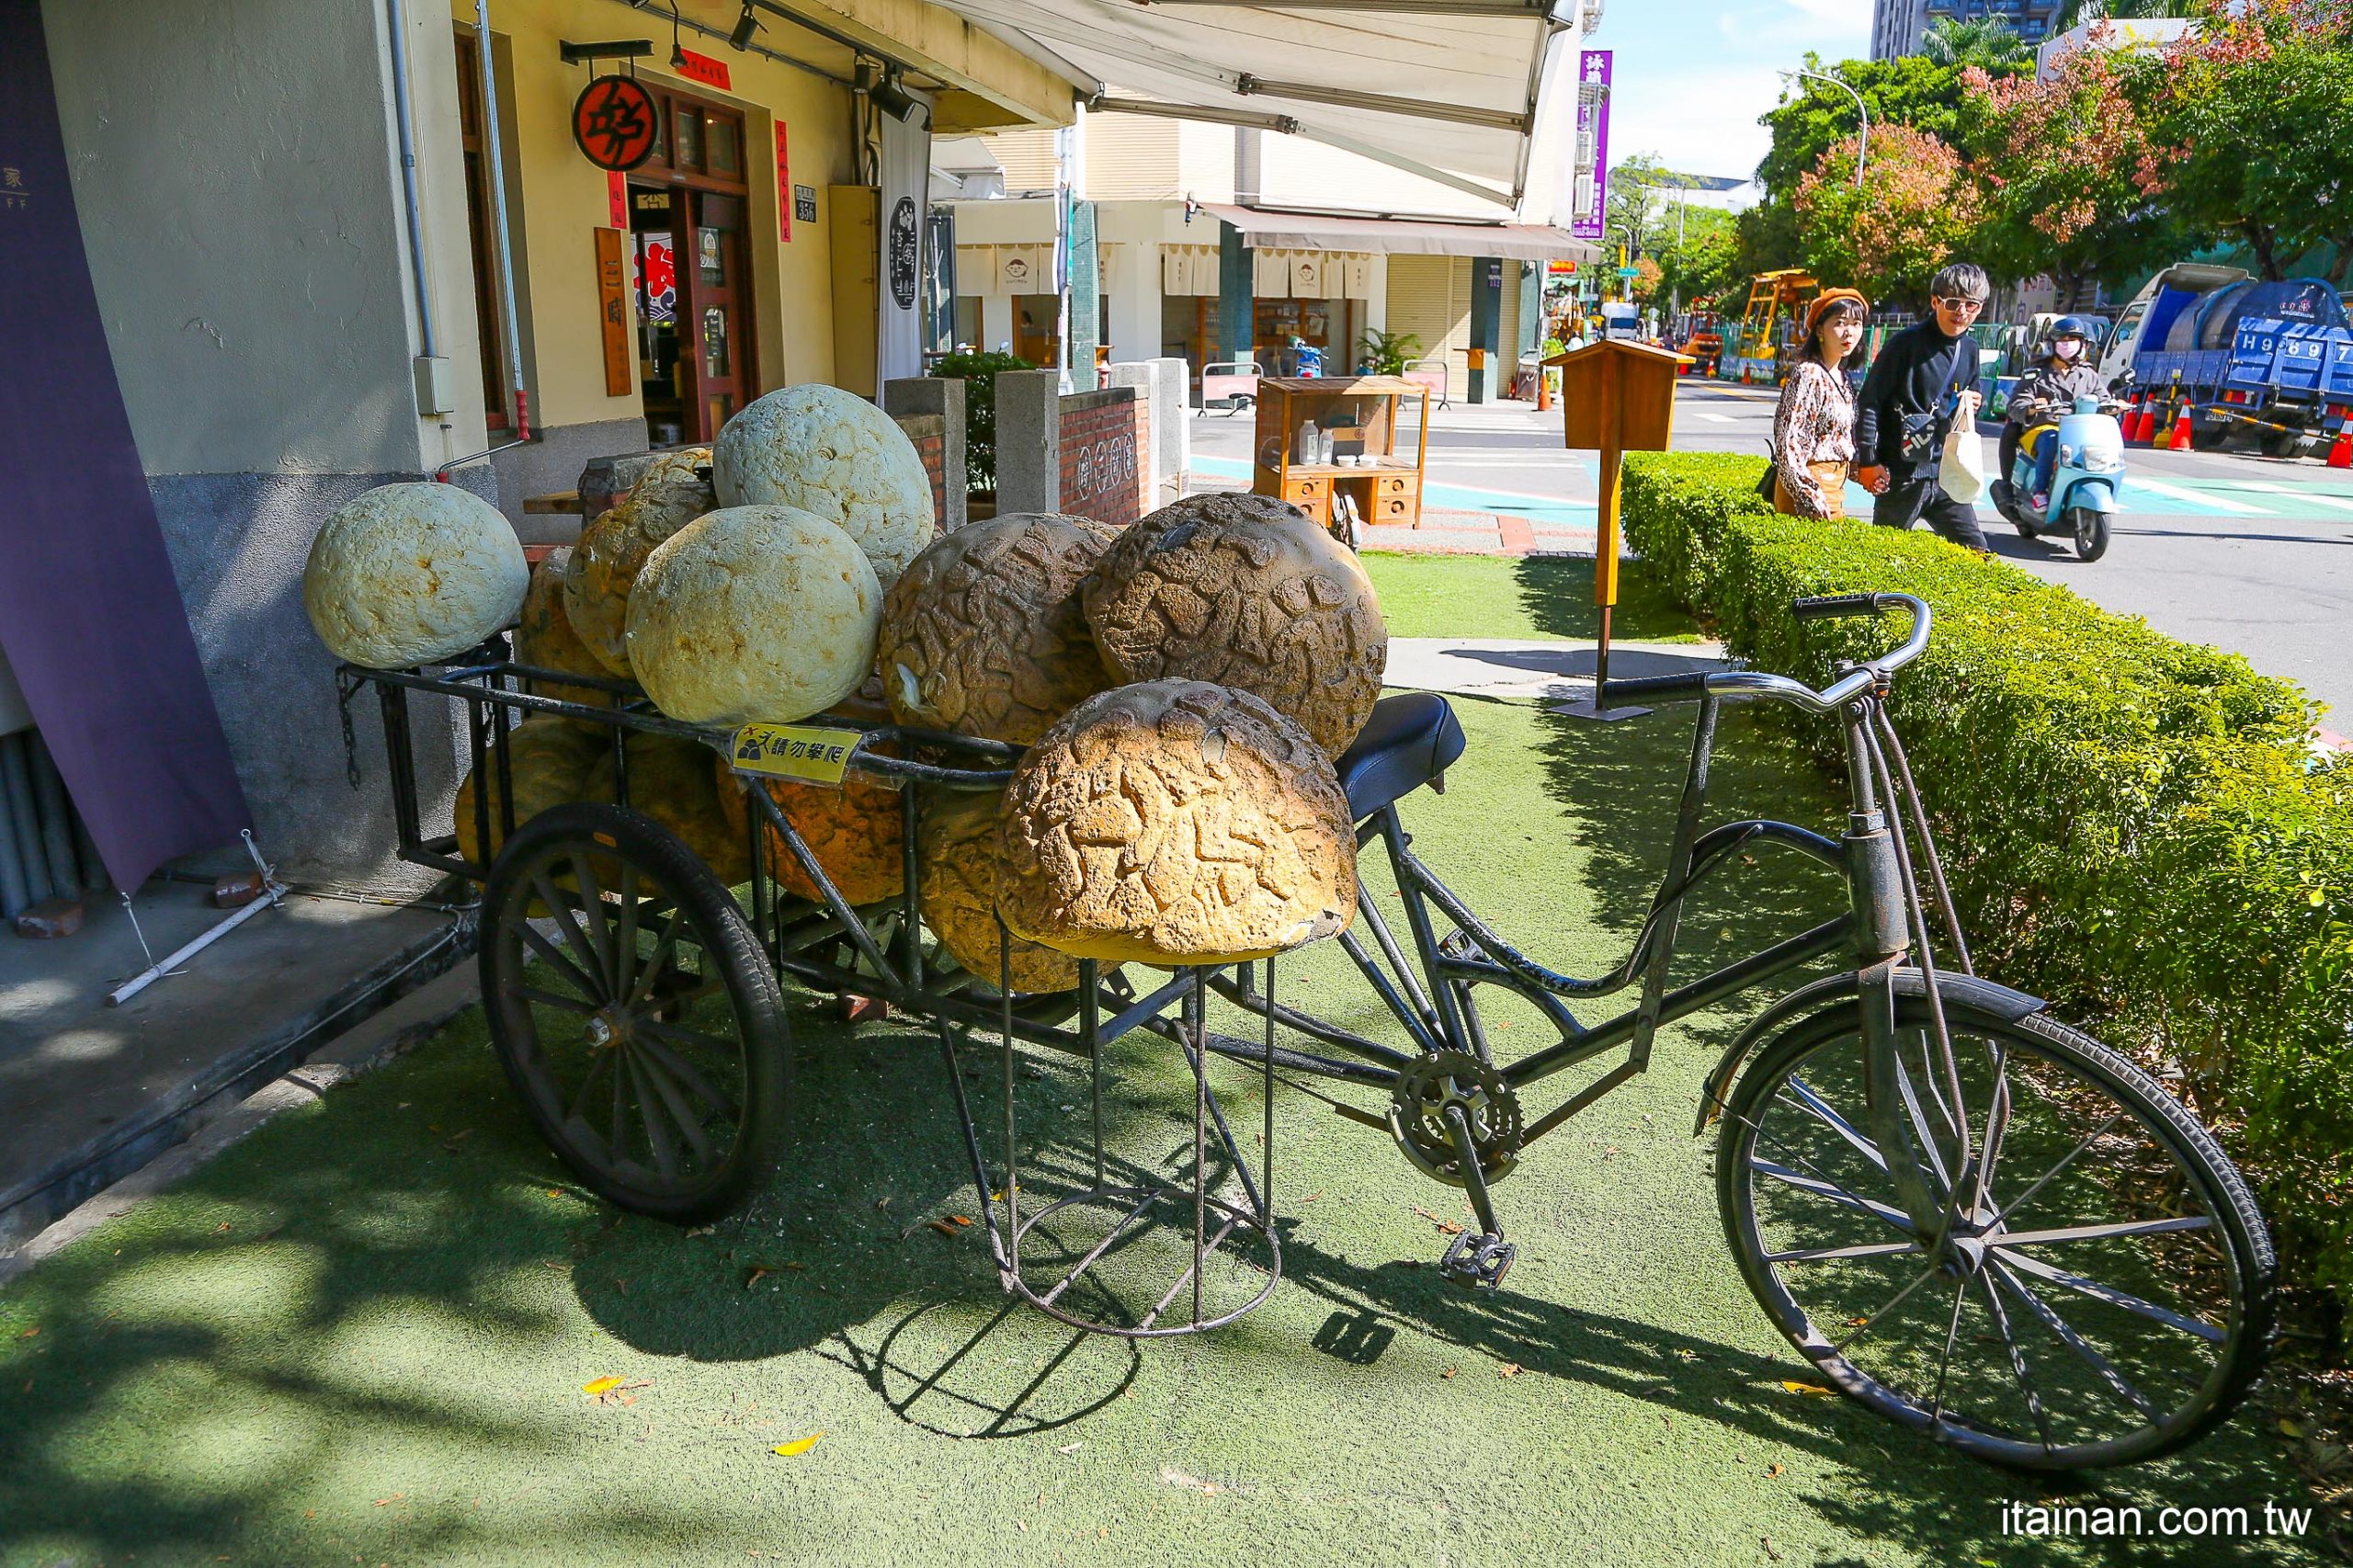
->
1990, 394, 2128, 562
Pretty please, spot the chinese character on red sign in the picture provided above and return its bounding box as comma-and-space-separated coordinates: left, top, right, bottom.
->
571, 75, 659, 171
775, 124, 790, 242
675, 49, 732, 91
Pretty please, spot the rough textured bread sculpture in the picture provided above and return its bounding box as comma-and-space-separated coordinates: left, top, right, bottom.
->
878, 512, 1120, 745
996, 679, 1357, 964
623, 505, 881, 725
303, 482, 529, 668
921, 789, 1082, 993
711, 690, 904, 906
562, 448, 715, 676
1082, 492, 1385, 756
512, 551, 617, 722
584, 733, 749, 885
711, 383, 933, 585
453, 719, 605, 864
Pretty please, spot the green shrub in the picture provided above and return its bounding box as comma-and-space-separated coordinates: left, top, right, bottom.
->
930, 348, 1033, 493
1623, 450, 2353, 1300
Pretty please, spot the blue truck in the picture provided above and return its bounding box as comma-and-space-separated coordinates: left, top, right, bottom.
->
2095, 262, 2353, 454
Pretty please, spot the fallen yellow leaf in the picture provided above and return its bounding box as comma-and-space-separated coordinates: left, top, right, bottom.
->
771, 1433, 824, 1457
947, 1214, 974, 1228
1499, 1363, 1522, 1379
582, 1376, 625, 1396
1441, 1366, 1458, 1380
1779, 1381, 1834, 1397
14, 1327, 37, 1341
926, 1219, 962, 1238
1766, 1463, 1783, 1478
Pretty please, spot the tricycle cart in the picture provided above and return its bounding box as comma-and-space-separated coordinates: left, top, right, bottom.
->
338, 589, 2272, 1471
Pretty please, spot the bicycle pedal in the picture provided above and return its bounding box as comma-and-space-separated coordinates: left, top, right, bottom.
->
1438, 1230, 1516, 1291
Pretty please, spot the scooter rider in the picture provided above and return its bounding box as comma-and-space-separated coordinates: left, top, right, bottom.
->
2002, 317, 2118, 513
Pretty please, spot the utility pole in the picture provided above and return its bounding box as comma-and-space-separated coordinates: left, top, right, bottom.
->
1781, 68, 1869, 188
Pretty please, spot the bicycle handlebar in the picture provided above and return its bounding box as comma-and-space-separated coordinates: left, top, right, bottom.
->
1600, 593, 1931, 714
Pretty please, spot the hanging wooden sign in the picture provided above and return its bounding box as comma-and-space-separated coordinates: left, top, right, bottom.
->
595, 227, 631, 396
571, 74, 659, 171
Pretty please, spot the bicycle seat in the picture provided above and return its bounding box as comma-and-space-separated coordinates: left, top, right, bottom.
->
1336, 693, 1466, 821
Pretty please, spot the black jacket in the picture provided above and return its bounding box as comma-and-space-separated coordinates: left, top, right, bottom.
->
1853, 321, 1983, 475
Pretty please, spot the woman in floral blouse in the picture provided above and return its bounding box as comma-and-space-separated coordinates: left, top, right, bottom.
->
1772, 289, 1870, 519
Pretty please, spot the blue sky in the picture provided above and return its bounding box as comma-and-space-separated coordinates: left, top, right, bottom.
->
1592, 0, 1874, 193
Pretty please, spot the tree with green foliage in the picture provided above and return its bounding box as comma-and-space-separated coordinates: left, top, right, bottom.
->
2136, 0, 2353, 281
1794, 123, 1984, 308
930, 348, 1033, 493
1922, 16, 2035, 74
1961, 40, 2186, 304
1754, 54, 1978, 203
1654, 203, 1744, 311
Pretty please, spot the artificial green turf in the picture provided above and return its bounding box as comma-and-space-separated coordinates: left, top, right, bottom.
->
1362, 552, 1703, 643
0, 701, 2309, 1567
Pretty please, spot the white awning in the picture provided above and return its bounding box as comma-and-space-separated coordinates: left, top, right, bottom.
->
1199, 203, 1597, 261
922, 0, 1578, 214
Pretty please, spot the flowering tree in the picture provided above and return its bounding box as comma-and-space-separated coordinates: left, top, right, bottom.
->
1961, 37, 2184, 305
2140, 0, 2353, 281
1793, 124, 1984, 308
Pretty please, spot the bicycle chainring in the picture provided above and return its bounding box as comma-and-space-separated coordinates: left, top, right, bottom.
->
1389, 1051, 1523, 1187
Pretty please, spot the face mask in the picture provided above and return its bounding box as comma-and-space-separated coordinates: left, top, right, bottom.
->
2054, 339, 2083, 360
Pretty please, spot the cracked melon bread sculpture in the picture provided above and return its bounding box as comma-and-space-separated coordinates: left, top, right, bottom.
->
302, 482, 529, 669
922, 788, 1081, 993
624, 505, 881, 726
996, 680, 1357, 965
1082, 492, 1384, 757
712, 384, 932, 585
512, 551, 618, 724
562, 448, 715, 676
878, 512, 1120, 746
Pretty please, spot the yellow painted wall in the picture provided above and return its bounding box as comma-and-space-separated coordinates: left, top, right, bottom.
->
450, 0, 858, 431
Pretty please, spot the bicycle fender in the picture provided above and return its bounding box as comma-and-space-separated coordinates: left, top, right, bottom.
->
1692, 967, 2046, 1136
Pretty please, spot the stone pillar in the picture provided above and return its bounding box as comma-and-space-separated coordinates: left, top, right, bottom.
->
993, 369, 1062, 514
883, 376, 968, 533
1151, 358, 1188, 499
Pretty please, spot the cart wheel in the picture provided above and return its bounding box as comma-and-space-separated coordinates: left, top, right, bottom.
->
1716, 996, 2271, 1471
2068, 507, 2110, 562
481, 802, 789, 1222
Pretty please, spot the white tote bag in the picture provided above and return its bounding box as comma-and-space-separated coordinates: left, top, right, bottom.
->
1940, 416, 1989, 506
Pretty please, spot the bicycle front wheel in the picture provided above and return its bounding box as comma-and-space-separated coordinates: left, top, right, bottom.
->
1715, 996, 2272, 1471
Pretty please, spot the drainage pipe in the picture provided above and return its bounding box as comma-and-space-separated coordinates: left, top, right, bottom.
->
473, 0, 529, 441
385, 0, 438, 360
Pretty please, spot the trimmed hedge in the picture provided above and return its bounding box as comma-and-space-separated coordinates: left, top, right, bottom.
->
1623, 450, 2353, 1301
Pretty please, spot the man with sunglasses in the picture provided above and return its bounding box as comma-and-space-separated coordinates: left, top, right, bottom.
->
1852, 263, 1992, 553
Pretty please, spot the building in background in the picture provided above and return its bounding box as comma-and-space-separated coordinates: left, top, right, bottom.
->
1873, 0, 2066, 60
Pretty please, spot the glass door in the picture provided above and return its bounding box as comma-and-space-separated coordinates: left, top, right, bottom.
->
684, 191, 750, 439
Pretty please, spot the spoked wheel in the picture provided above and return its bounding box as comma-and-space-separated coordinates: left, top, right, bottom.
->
1716, 996, 2272, 1471
481, 802, 790, 1222
2068, 507, 2110, 562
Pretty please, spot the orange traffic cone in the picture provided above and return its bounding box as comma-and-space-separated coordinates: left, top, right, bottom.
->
2168, 401, 2196, 451
2122, 393, 2151, 446
2132, 394, 2160, 445
2327, 416, 2352, 470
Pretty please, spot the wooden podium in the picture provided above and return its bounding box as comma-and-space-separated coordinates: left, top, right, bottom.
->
1542, 338, 1692, 719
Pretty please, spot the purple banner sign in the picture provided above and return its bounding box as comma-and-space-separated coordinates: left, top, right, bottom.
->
0, 0, 250, 891
1570, 50, 1612, 242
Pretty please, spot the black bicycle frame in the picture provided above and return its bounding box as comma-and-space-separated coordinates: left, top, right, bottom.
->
1202, 692, 1922, 1172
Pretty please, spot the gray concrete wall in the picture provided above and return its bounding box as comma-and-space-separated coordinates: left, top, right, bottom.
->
150, 472, 490, 890
1106, 358, 1187, 508
486, 417, 649, 543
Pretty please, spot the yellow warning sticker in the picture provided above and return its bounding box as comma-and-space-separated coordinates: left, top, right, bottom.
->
728, 722, 862, 787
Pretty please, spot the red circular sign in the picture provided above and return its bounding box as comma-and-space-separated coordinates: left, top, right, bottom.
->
572, 74, 660, 171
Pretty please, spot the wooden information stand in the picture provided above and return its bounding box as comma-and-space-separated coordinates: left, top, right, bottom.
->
1543, 338, 1692, 719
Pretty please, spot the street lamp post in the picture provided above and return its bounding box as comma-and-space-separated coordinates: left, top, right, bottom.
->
1780, 67, 1869, 189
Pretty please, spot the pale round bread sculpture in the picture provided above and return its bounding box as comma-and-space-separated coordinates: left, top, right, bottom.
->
513, 551, 618, 724
453, 719, 605, 864
585, 733, 749, 885
711, 690, 904, 907
303, 482, 529, 668
623, 505, 881, 726
711, 383, 933, 585
878, 512, 1120, 746
996, 679, 1358, 964
562, 449, 716, 676
1082, 493, 1385, 756
921, 789, 1082, 993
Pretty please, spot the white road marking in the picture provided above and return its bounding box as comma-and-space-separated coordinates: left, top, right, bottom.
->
2126, 476, 2266, 515
1686, 410, 1739, 424
2241, 482, 2353, 514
